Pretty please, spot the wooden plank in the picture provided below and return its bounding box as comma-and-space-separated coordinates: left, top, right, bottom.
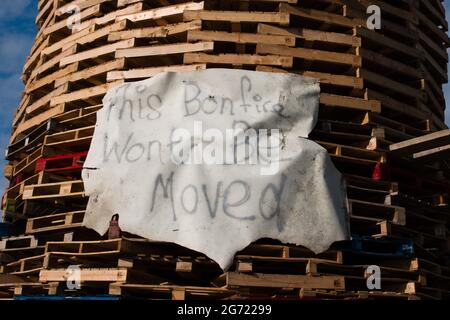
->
279, 2, 355, 28
422, 84, 445, 118
358, 48, 422, 79
116, 1, 204, 23
12, 147, 44, 176
74, 2, 144, 32
320, 93, 381, 113
26, 211, 85, 234
224, 272, 345, 290
0, 274, 36, 285
0, 235, 38, 251
60, 20, 129, 52
389, 129, 450, 156
41, 25, 91, 57
55, 58, 125, 87
60, 39, 135, 66
29, 7, 54, 57
184, 53, 293, 67
12, 95, 31, 127
318, 140, 385, 163
258, 23, 361, 47
298, 71, 363, 89
418, 28, 448, 62
25, 64, 78, 94
187, 30, 295, 46
117, 0, 141, 6
56, 0, 112, 17
349, 199, 406, 225
29, 45, 78, 81
413, 144, 450, 162
36, 0, 53, 24
416, 7, 449, 46
6, 119, 57, 160
44, 125, 94, 146
108, 20, 201, 42
354, 27, 421, 59
422, 64, 446, 102
183, 10, 290, 25
239, 0, 297, 2
40, 268, 128, 282
53, 105, 101, 125
22, 37, 50, 75
255, 65, 289, 74
359, 69, 424, 100
256, 44, 361, 67
109, 283, 234, 299
418, 0, 448, 30
11, 105, 66, 143
26, 84, 69, 116
116, 41, 214, 58
50, 80, 122, 107
418, 43, 448, 82
358, 0, 417, 24
44, 3, 102, 36
5, 172, 43, 201
365, 89, 428, 121
29, 6, 53, 56
107, 64, 206, 81
22, 180, 85, 200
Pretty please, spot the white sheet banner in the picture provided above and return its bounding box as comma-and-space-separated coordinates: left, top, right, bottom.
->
82, 69, 349, 269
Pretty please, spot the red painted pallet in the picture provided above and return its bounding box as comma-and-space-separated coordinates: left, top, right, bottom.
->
34, 152, 88, 174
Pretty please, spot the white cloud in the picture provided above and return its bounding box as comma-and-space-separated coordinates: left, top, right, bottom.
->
0, 0, 33, 20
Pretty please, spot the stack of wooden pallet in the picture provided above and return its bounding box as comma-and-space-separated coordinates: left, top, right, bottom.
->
1, 0, 450, 300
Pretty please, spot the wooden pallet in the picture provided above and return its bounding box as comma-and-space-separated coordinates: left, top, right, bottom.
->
22, 180, 85, 200
390, 129, 450, 163
239, 243, 343, 263
39, 238, 222, 282
5, 119, 58, 161
109, 283, 234, 300
26, 211, 85, 234
44, 238, 153, 255
348, 199, 406, 225
215, 272, 346, 291
35, 152, 87, 174
0, 235, 39, 252
2, 254, 47, 276
39, 267, 164, 285
299, 289, 420, 300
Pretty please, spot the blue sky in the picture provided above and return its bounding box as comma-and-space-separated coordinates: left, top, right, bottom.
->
0, 1, 37, 194
0, 1, 449, 196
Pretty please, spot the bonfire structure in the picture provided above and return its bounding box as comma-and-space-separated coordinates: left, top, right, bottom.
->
1, 0, 450, 300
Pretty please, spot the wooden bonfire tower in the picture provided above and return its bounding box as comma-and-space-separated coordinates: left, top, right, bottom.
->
1, 0, 450, 300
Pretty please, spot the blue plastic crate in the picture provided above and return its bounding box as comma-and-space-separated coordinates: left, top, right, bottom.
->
0, 223, 13, 238
333, 235, 414, 258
